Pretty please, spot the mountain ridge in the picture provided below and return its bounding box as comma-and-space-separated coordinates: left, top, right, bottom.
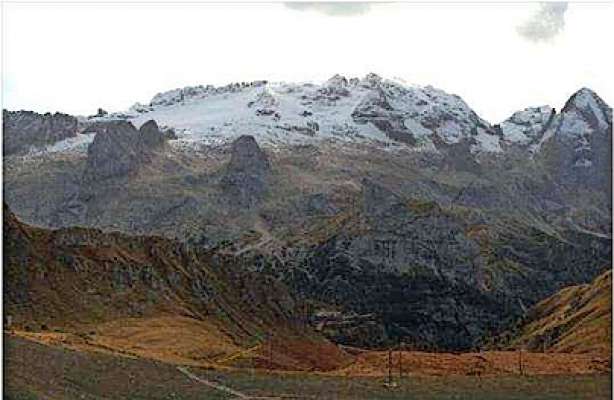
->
5, 74, 610, 160
3, 74, 611, 351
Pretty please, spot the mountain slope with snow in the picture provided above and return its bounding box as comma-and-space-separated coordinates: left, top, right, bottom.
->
8, 74, 609, 165
83, 74, 503, 153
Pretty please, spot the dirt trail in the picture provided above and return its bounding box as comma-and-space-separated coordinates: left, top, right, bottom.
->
178, 366, 252, 398
177, 366, 310, 400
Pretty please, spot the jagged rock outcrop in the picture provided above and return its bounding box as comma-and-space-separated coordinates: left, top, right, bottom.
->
360, 72, 383, 89
350, 76, 498, 149
82, 121, 142, 181
138, 120, 167, 149
82, 120, 168, 182
3, 110, 78, 155
220, 135, 271, 208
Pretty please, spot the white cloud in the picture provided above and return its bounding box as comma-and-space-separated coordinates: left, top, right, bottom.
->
517, 2, 568, 42
284, 2, 371, 17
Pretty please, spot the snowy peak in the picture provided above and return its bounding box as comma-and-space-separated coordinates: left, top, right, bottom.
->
533, 88, 613, 189
496, 87, 612, 151
562, 87, 609, 115
69, 74, 503, 153
12, 77, 609, 163
559, 87, 612, 136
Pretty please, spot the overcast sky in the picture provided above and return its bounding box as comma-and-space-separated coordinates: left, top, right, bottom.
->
2, 2, 613, 123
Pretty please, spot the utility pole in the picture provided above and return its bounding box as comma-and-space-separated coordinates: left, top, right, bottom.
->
387, 348, 393, 386
399, 341, 404, 380
269, 337, 273, 371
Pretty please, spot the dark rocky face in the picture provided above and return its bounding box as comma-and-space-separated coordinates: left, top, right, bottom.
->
2, 110, 78, 155
82, 120, 170, 183
227, 135, 271, 174
221, 135, 271, 209
138, 120, 167, 149
82, 121, 142, 182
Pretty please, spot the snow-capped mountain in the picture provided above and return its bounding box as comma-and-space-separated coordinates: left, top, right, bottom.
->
2, 75, 611, 358
81, 73, 504, 153
5, 74, 611, 172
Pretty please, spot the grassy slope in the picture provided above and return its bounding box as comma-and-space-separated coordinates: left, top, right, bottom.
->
2, 203, 351, 372
511, 270, 612, 354
3, 335, 611, 400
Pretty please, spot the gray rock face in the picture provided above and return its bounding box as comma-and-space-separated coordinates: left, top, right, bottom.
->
227, 135, 270, 173
282, 180, 611, 350
83, 120, 168, 182
138, 120, 166, 149
350, 78, 498, 148
362, 178, 406, 217
360, 72, 383, 89
434, 136, 481, 172
83, 121, 142, 182
3, 110, 78, 155
220, 135, 271, 208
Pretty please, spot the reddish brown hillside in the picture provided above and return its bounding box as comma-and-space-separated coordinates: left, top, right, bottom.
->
2, 203, 351, 371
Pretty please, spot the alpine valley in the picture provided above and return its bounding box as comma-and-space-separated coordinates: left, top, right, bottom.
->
3, 73, 612, 354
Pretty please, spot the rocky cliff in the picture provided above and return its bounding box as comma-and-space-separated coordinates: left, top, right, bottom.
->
3, 110, 79, 155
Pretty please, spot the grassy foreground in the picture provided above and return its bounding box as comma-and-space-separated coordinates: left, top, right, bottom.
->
4, 335, 611, 400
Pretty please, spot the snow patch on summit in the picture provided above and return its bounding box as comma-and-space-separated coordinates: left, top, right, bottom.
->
80, 76, 610, 159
